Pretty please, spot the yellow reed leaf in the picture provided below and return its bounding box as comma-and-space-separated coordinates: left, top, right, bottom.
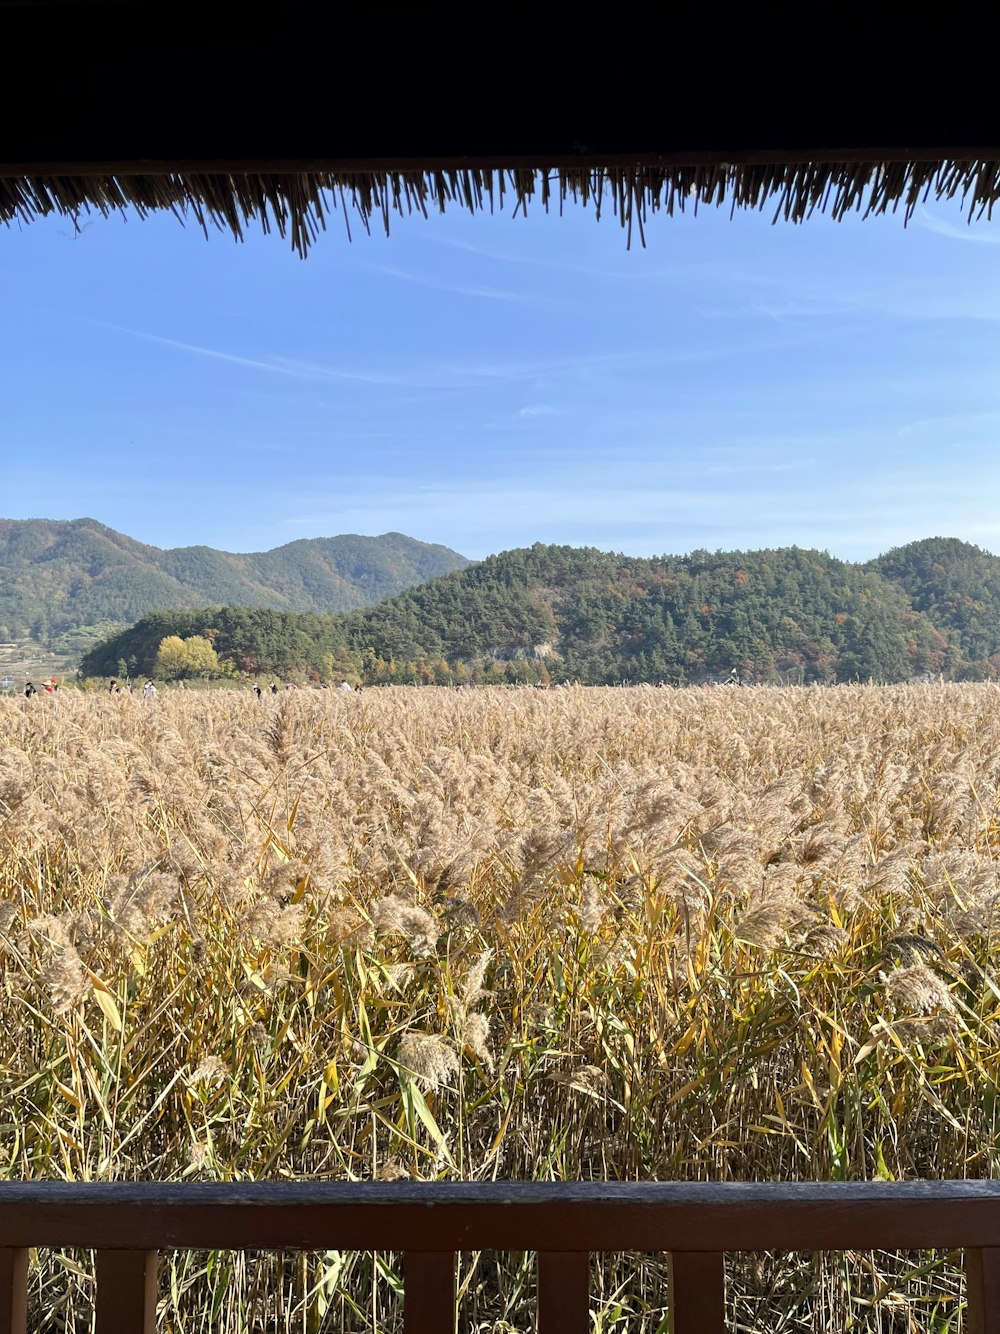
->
84, 968, 123, 1032
93, 987, 123, 1032
54, 1079, 82, 1110
854, 1031, 885, 1065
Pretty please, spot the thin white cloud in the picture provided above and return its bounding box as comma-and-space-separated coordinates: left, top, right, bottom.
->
263, 447, 1000, 562
94, 319, 775, 397
518, 404, 562, 418
916, 210, 1000, 244
709, 276, 1000, 325
419, 230, 635, 280
704, 458, 814, 476
896, 409, 1000, 438
86, 321, 556, 390
359, 261, 529, 302
87, 321, 384, 384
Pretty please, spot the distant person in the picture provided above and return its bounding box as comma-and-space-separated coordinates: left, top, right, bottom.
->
43, 679, 56, 695
270, 682, 279, 695
253, 684, 262, 701
109, 679, 121, 695
143, 681, 157, 699
23, 682, 36, 698
336, 679, 352, 696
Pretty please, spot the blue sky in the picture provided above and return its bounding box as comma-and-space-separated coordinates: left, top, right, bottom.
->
4, 194, 1000, 562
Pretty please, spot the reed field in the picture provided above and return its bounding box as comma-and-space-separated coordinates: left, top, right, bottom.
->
4, 682, 1000, 1332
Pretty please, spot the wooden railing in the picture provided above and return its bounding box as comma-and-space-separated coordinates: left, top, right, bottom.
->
0, 1180, 999, 1332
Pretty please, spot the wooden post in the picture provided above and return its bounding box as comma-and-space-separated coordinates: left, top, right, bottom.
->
0, 1250, 27, 1334
967, 1248, 1000, 1334
95, 1250, 157, 1334
403, 1252, 455, 1334
668, 1251, 725, 1334
538, 1252, 590, 1333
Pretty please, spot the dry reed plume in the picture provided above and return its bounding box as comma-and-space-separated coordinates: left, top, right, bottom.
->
2, 682, 1000, 1331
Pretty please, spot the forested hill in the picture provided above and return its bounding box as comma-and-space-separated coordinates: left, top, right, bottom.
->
81, 540, 1000, 685
0, 518, 468, 646
340, 543, 953, 683
868, 538, 1000, 666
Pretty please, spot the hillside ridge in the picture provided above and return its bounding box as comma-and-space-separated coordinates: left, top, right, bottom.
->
80, 537, 1000, 685
0, 518, 469, 648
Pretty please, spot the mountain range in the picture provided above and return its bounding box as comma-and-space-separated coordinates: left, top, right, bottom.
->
0, 518, 469, 649
79, 537, 1000, 685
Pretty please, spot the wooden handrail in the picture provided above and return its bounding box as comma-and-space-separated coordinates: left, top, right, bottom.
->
0, 1181, 997, 1333
1, 1180, 999, 1249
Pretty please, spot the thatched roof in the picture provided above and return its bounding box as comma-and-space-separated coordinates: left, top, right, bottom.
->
6, 156, 1000, 258
5, 5, 1000, 256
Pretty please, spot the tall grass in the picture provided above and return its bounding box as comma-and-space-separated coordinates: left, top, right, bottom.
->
2, 683, 999, 1330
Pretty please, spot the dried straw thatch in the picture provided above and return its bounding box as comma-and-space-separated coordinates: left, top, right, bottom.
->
3, 154, 1000, 257
6, 0, 1000, 256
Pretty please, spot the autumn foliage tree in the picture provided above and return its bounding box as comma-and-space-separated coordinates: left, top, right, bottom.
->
153, 634, 221, 680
